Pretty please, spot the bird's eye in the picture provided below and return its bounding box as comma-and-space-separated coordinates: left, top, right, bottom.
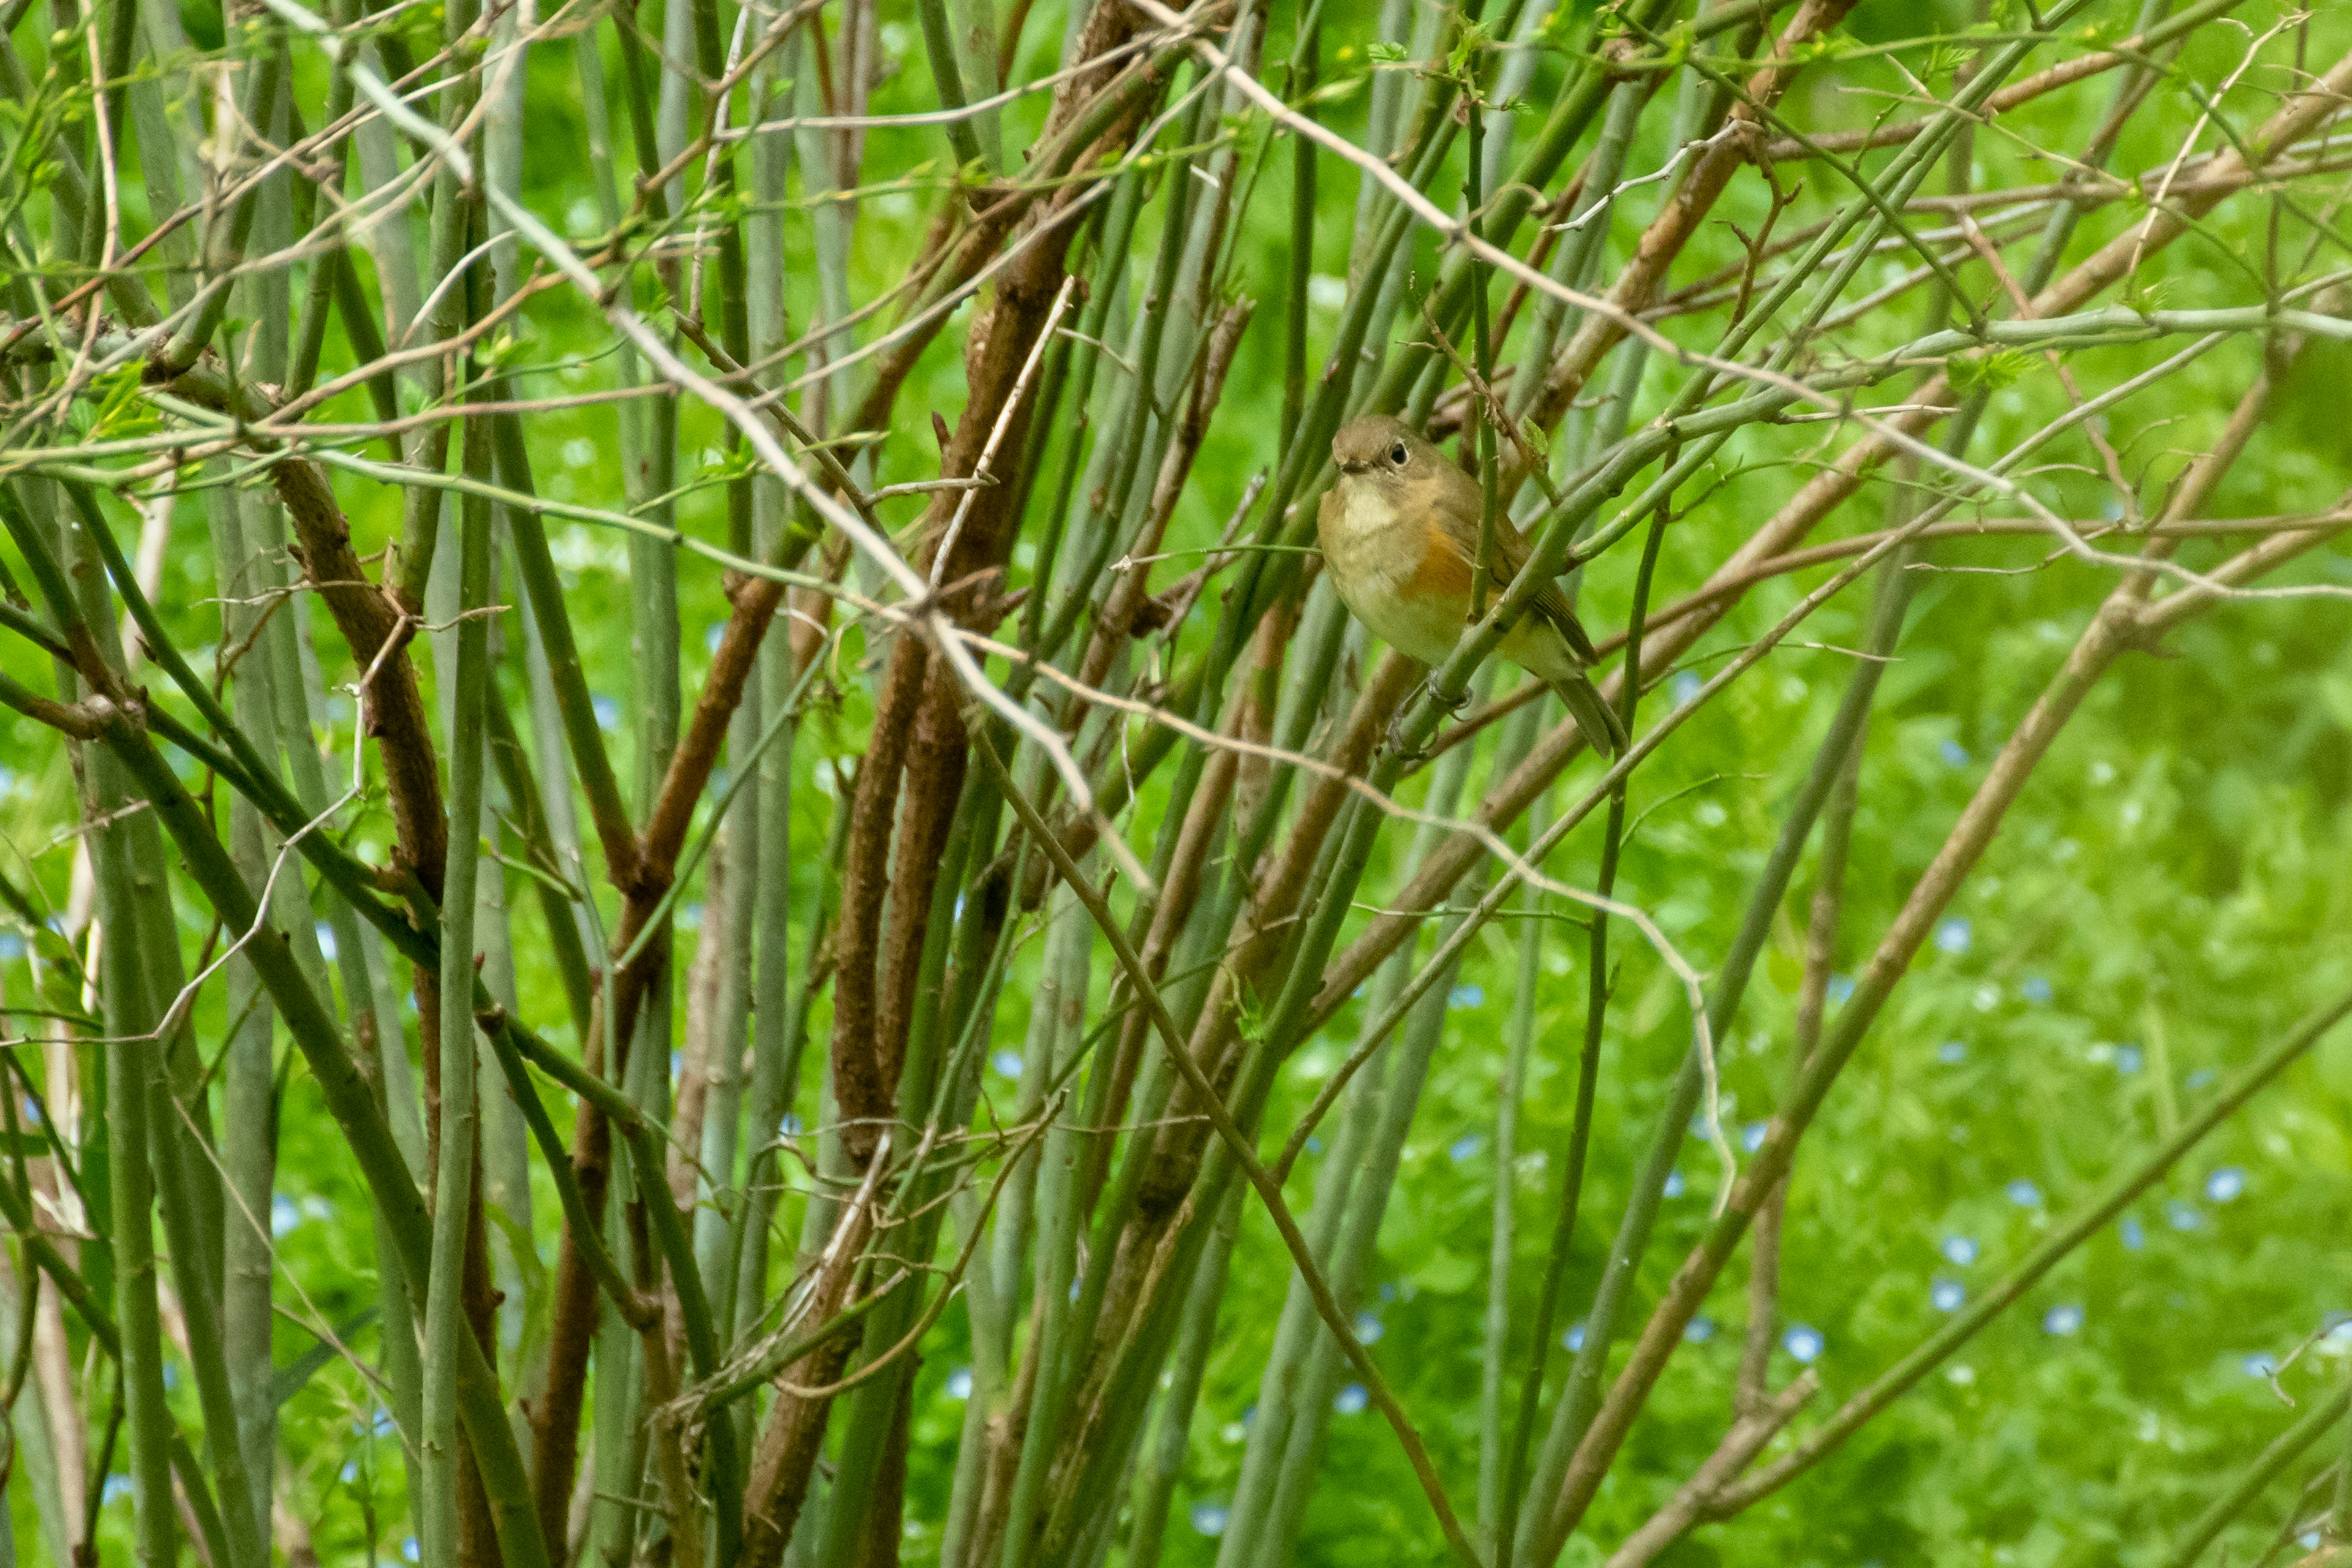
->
1389, 441, 1408, 466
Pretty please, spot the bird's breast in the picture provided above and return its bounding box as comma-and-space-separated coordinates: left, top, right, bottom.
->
1318, 480, 1468, 666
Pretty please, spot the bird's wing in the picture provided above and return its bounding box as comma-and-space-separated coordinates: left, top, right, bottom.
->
1442, 508, 1599, 668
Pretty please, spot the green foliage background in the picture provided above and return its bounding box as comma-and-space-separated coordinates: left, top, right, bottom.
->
4, 2, 2351, 1564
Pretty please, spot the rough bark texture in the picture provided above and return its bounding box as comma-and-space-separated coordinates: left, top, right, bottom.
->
826, 0, 1159, 1169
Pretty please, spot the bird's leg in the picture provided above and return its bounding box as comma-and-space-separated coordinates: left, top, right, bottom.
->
1383, 667, 1475, 762
1425, 674, 1474, 714
1383, 673, 1435, 762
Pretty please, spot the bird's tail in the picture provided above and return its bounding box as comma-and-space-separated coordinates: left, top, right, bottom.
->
1546, 671, 1628, 758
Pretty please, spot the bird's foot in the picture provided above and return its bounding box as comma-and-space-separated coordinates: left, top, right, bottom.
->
1382, 701, 1429, 765
1425, 677, 1474, 715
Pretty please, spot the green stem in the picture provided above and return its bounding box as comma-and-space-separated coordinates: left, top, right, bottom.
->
1465, 71, 1499, 620
916, 0, 989, 172
89, 761, 178, 1568
1481, 752, 1546, 1553
1501, 470, 1671, 1568
420, 453, 495, 1568
208, 479, 282, 1559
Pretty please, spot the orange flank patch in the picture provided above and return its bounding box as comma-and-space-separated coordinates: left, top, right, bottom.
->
1406, 521, 1476, 606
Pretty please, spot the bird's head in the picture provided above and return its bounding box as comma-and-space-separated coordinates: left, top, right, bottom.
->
1331, 415, 1434, 486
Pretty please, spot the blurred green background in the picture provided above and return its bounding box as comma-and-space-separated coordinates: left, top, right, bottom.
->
4, 2, 2351, 1564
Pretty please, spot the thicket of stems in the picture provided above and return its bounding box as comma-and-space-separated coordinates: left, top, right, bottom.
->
1, 1, 2350, 1565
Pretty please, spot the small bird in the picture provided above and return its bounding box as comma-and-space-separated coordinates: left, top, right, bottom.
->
1318, 414, 1627, 757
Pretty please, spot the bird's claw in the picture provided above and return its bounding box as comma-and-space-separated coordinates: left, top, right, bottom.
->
1382, 704, 1428, 766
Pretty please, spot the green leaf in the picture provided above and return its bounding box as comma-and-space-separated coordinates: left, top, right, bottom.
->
88, 360, 154, 440
1446, 21, 1492, 77
1950, 347, 2034, 397
270, 1306, 382, 1412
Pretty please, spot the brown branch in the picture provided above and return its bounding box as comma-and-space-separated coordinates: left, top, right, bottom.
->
145, 358, 448, 900
826, 0, 1165, 1174
1733, 717, 1856, 1418
1670, 331, 2331, 1535
834, 6, 1216, 449
1752, 0, 2245, 164
1599, 1373, 1820, 1568
871, 652, 972, 1104
1528, 283, 2315, 1551
738, 1162, 884, 1568
1532, 427, 2348, 1555
1518, 0, 1861, 458
0, 680, 114, 739
829, 636, 930, 1167
532, 558, 794, 1537
1414, 509, 2352, 766
1042, 650, 1417, 1512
